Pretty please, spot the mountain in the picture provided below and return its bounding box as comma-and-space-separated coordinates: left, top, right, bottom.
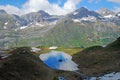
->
97, 8, 120, 25
98, 8, 115, 18
34, 17, 119, 48
21, 10, 51, 23
0, 10, 61, 49
0, 7, 120, 48
0, 10, 23, 49
21, 10, 60, 27
68, 7, 101, 22
0, 10, 17, 30
73, 37, 120, 76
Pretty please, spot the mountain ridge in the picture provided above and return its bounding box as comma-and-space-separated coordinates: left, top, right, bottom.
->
0, 7, 120, 48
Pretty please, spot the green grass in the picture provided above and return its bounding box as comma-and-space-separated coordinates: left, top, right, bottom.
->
56, 47, 83, 55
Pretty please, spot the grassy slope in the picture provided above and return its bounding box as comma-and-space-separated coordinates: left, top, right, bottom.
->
0, 47, 83, 80
31, 19, 120, 48
73, 37, 120, 76
6, 19, 120, 48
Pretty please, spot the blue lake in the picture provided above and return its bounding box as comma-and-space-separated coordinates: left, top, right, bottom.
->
39, 51, 120, 80
39, 50, 78, 71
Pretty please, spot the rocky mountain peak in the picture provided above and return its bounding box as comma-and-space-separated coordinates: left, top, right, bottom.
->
75, 7, 88, 12
37, 10, 50, 18
98, 8, 115, 16
69, 7, 101, 19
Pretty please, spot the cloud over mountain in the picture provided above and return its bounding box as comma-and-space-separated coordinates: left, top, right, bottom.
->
0, 0, 81, 15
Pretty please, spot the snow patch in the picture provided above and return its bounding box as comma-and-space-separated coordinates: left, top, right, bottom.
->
20, 26, 28, 29
73, 16, 97, 22
72, 19, 81, 23
3, 26, 7, 29
73, 12, 79, 15
3, 22, 8, 29
89, 72, 120, 80
104, 15, 115, 18
118, 13, 120, 16
49, 46, 58, 50
4, 22, 8, 25
81, 16, 96, 21
31, 47, 41, 52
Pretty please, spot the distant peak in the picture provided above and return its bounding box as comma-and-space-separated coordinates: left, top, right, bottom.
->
98, 7, 115, 16
75, 7, 88, 12
38, 10, 47, 13
80, 7, 88, 10
0, 9, 7, 14
99, 7, 109, 11
98, 7, 114, 13
78, 7, 88, 11
37, 10, 50, 17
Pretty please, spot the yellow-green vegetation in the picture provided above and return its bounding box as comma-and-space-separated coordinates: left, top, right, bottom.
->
38, 46, 51, 53
73, 37, 120, 76
36, 46, 83, 55
56, 47, 83, 55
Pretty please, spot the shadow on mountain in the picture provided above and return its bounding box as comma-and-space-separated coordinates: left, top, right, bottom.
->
73, 37, 120, 76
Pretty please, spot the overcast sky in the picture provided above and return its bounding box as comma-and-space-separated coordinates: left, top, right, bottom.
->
0, 0, 120, 15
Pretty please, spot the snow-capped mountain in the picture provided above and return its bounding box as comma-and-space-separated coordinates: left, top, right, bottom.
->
0, 7, 120, 49
0, 10, 61, 30
0, 7, 119, 30
21, 10, 60, 28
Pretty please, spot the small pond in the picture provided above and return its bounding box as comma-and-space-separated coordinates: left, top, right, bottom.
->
39, 50, 79, 71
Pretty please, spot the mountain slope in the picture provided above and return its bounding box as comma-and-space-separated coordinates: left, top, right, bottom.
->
0, 7, 120, 48
73, 37, 120, 76
34, 18, 120, 48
